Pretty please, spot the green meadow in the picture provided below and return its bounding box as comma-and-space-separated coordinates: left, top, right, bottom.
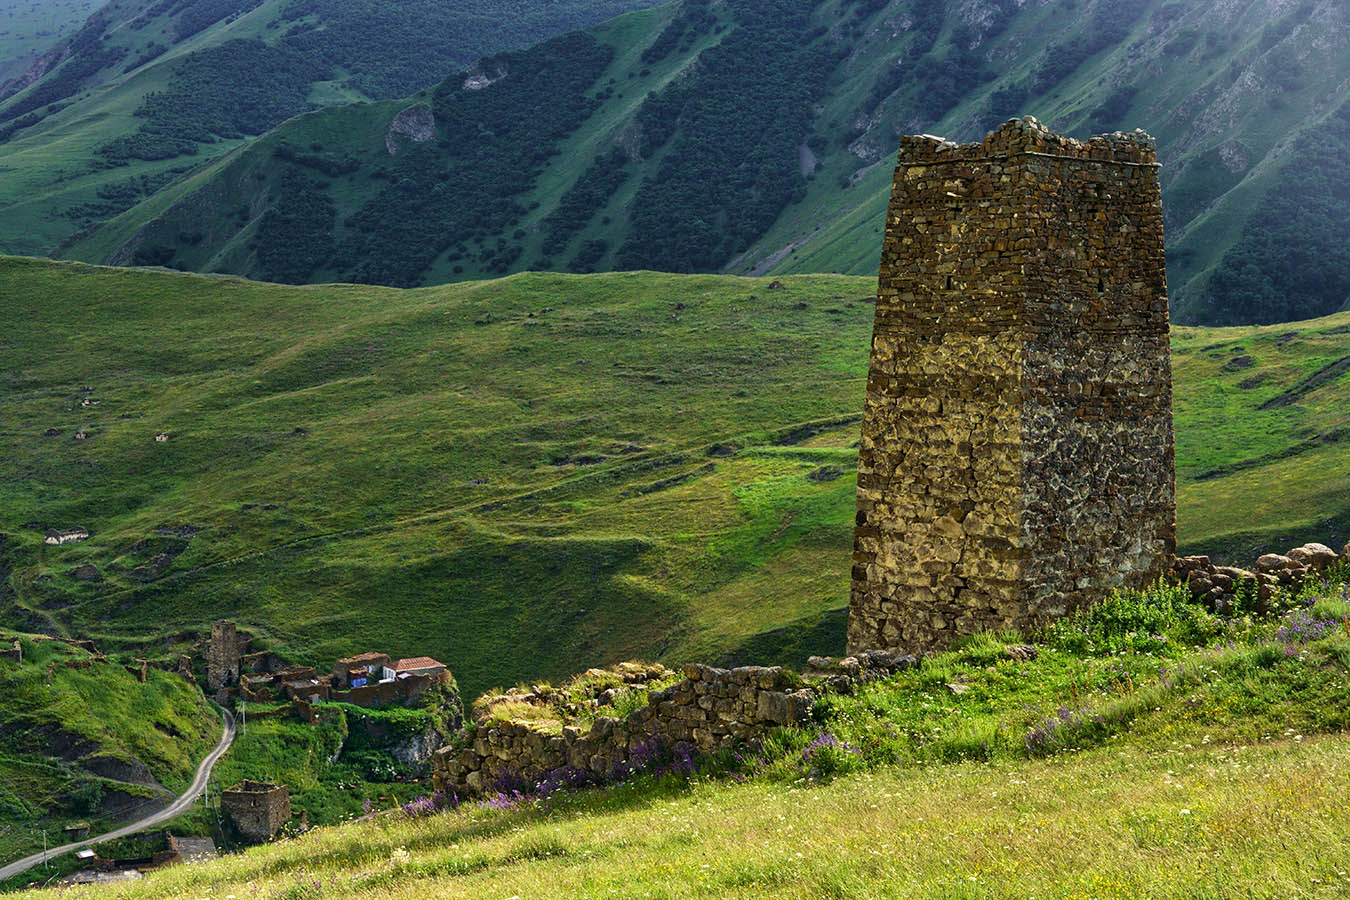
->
16, 570, 1350, 899
3, 257, 1348, 704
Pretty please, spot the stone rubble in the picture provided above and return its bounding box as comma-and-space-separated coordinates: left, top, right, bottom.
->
1174, 541, 1346, 613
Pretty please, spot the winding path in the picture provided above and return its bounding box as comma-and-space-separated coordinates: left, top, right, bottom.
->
0, 710, 235, 881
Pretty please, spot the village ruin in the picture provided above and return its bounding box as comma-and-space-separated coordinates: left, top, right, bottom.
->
849, 117, 1176, 656
203, 620, 450, 713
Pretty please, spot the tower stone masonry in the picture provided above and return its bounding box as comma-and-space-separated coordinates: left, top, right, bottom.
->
848, 117, 1176, 656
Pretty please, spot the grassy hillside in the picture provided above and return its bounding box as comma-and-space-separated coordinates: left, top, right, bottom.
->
61, 0, 1350, 324
0, 632, 219, 869
2, 257, 1348, 705
0, 0, 106, 80
0, 0, 663, 256
14, 571, 1350, 899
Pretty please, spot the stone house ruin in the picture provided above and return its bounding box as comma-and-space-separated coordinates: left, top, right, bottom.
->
849, 117, 1175, 656
221, 781, 291, 842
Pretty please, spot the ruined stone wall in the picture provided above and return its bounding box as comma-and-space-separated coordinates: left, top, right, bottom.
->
850, 117, 1175, 656
434, 663, 820, 796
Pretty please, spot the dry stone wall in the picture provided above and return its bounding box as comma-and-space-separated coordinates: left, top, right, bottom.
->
433, 655, 913, 797
850, 117, 1175, 657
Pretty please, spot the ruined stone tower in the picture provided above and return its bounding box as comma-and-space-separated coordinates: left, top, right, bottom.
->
207, 620, 240, 692
848, 117, 1175, 656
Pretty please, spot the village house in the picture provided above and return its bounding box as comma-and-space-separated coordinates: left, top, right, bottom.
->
332, 652, 391, 689
385, 656, 447, 680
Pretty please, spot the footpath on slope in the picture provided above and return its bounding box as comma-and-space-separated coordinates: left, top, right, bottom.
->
0, 710, 236, 881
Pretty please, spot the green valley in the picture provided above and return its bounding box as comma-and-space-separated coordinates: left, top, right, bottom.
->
51, 0, 1350, 325
3, 256, 1348, 707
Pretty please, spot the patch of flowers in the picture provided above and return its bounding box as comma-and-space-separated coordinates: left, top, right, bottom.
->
1274, 606, 1343, 646
1024, 706, 1103, 755
400, 791, 458, 818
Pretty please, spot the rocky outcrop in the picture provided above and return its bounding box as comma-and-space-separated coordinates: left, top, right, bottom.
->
385, 104, 436, 155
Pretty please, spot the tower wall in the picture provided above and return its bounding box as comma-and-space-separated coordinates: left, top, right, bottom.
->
848, 117, 1175, 655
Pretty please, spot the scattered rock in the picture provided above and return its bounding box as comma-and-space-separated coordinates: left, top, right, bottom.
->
45, 528, 89, 545
1005, 644, 1037, 661
1288, 543, 1338, 571
946, 682, 971, 695
768, 280, 786, 290
44, 427, 63, 437
72, 564, 101, 582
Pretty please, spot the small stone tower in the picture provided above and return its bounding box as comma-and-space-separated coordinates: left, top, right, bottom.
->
206, 620, 240, 692
848, 117, 1175, 656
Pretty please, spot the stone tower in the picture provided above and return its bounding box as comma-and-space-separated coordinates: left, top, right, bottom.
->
207, 620, 240, 691
848, 117, 1175, 656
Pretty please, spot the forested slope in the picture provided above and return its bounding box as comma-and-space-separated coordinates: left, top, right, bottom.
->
62, 0, 1350, 325
0, 0, 663, 256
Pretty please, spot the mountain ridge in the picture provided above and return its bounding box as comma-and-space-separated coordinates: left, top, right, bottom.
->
47, 0, 1350, 325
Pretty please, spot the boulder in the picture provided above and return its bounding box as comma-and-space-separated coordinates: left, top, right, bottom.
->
1256, 553, 1293, 572
1288, 543, 1339, 571
71, 564, 101, 582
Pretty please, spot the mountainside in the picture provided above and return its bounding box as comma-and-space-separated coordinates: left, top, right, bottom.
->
0, 632, 219, 871
59, 0, 1350, 325
3, 256, 1348, 703
0, 0, 663, 257
0, 0, 107, 81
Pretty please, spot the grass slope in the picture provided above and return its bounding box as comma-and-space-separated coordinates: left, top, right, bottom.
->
60, 0, 1350, 324
16, 573, 1350, 899
0, 632, 219, 869
2, 258, 1348, 704
0, 0, 105, 79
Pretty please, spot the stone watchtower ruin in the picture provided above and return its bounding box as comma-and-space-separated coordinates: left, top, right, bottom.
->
848, 117, 1176, 656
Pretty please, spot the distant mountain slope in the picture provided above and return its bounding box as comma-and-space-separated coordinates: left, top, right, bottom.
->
0, 0, 664, 256
0, 0, 107, 82
61, 0, 1350, 325
3, 256, 1348, 702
